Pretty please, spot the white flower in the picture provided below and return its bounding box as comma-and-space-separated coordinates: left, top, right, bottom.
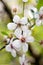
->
19, 54, 31, 65
36, 6, 43, 26
22, 0, 28, 2
6, 44, 16, 57
24, 4, 37, 19
7, 15, 29, 35
5, 37, 21, 57
14, 29, 34, 53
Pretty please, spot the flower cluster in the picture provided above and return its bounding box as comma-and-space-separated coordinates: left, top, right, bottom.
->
4, 0, 43, 65
6, 14, 34, 57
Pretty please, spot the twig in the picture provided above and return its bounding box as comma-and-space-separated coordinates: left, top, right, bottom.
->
0, 38, 18, 51
1, 0, 13, 21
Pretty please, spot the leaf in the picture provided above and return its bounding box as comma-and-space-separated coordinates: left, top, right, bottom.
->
1, 31, 8, 35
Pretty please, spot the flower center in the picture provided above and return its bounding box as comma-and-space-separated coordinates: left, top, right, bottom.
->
13, 8, 17, 13
39, 14, 43, 20
21, 37, 26, 43
10, 44, 13, 49
17, 23, 21, 27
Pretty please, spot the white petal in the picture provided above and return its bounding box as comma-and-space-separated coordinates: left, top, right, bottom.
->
21, 26, 28, 31
22, 26, 32, 37
26, 10, 33, 19
39, 6, 43, 14
7, 23, 17, 30
40, 6, 43, 11
10, 37, 14, 43
5, 45, 11, 52
21, 17, 28, 24
14, 27, 22, 38
12, 40, 21, 51
19, 54, 25, 65
22, 0, 28, 2
22, 29, 32, 37
19, 57, 23, 65
36, 19, 41, 26
34, 13, 39, 19
13, 15, 20, 23
11, 49, 16, 57
26, 30, 32, 36
26, 36, 34, 43
22, 43, 28, 53
27, 23, 31, 28
30, 6, 37, 13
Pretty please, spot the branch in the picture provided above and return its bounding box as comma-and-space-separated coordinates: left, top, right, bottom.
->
1, 0, 13, 21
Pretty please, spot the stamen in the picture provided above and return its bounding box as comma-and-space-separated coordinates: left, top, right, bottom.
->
21, 37, 26, 43
17, 23, 21, 27
10, 44, 13, 49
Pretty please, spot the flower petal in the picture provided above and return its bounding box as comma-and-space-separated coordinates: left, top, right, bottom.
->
24, 9, 33, 19
7, 23, 17, 30
22, 43, 28, 53
21, 17, 28, 24
19, 54, 25, 65
26, 36, 34, 43
39, 6, 43, 14
21, 26, 28, 31
36, 19, 41, 26
12, 40, 21, 51
5, 45, 11, 52
14, 27, 22, 38
13, 15, 20, 23
19, 57, 23, 65
30, 6, 37, 13
22, 28, 32, 37
11, 49, 16, 57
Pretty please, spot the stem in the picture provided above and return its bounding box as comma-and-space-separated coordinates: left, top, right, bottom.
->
0, 38, 18, 51
0, 44, 8, 51
1, 0, 13, 21
23, 2, 25, 16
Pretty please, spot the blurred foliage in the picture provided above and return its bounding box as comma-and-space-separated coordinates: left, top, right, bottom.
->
37, 0, 43, 9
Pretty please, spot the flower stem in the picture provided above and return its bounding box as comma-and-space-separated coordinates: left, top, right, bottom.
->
23, 2, 25, 16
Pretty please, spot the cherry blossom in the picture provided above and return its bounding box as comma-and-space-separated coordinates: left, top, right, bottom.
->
14, 29, 34, 53
5, 37, 21, 57
24, 4, 37, 19
19, 54, 31, 65
36, 6, 43, 26
7, 15, 29, 35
